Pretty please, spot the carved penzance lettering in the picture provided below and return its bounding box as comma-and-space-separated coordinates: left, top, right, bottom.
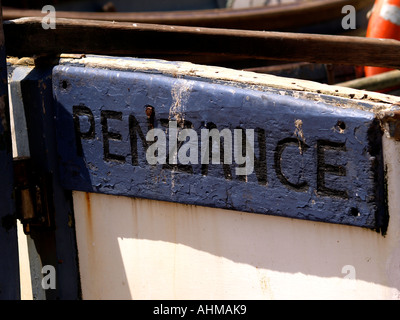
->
72, 104, 348, 198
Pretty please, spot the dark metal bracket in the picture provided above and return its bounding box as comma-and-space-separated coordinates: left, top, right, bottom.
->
13, 157, 54, 235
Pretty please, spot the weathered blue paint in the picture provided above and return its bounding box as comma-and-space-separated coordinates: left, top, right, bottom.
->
53, 60, 388, 231
0, 26, 20, 299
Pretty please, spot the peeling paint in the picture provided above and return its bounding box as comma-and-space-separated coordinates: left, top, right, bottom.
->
378, 110, 400, 141
53, 59, 389, 231
58, 55, 400, 110
294, 119, 306, 154
169, 80, 193, 123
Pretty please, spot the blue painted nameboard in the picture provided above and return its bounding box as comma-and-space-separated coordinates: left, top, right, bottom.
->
53, 57, 389, 231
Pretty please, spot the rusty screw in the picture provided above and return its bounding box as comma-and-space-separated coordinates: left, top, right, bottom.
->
145, 105, 155, 129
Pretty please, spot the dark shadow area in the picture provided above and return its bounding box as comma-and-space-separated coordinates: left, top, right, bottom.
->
9, 64, 86, 299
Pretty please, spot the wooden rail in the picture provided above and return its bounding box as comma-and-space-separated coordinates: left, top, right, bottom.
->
3, 17, 400, 69
2, 0, 374, 31
337, 69, 400, 91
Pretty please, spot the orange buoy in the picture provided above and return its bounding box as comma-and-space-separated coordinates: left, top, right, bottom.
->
364, 0, 400, 77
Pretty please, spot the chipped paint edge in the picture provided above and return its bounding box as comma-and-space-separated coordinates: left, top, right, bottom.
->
58, 54, 400, 109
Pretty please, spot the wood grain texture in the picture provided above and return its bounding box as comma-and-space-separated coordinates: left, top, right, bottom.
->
2, 0, 374, 31
337, 69, 400, 91
4, 17, 400, 69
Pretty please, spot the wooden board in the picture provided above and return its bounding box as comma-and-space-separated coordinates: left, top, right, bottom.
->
2, 0, 374, 32
3, 17, 400, 69
52, 55, 399, 233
